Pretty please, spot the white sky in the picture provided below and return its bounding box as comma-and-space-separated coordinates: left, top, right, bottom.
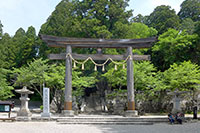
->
0, 0, 184, 36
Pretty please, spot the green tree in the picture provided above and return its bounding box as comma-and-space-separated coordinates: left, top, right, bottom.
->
125, 23, 158, 39
103, 61, 167, 112
40, 0, 80, 37
151, 29, 199, 71
0, 68, 14, 100
17, 26, 37, 66
132, 14, 149, 24
40, 0, 133, 39
0, 33, 16, 69
147, 5, 180, 34
0, 20, 3, 37
163, 61, 200, 91
179, 18, 195, 34
0, 27, 38, 69
194, 21, 200, 36
178, 0, 200, 22
13, 59, 49, 98
13, 59, 96, 112
103, 61, 158, 95
113, 22, 157, 39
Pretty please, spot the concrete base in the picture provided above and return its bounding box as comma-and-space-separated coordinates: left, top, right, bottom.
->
41, 113, 51, 118
16, 116, 31, 121
61, 110, 74, 117
124, 110, 138, 117
17, 108, 32, 117
172, 108, 182, 114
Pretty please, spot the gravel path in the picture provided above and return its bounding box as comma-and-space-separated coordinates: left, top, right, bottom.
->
0, 121, 200, 133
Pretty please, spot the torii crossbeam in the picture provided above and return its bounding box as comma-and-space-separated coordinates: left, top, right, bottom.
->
40, 34, 157, 116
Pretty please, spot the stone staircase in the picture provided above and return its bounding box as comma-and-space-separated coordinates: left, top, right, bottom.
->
56, 116, 169, 125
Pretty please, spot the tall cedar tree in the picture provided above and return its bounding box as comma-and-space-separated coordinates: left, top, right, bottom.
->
0, 20, 3, 37
147, 5, 180, 34
178, 0, 200, 22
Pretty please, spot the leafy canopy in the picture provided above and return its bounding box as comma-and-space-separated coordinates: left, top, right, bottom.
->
152, 29, 199, 71
162, 61, 200, 91
147, 5, 180, 34
0, 68, 14, 100
178, 0, 200, 22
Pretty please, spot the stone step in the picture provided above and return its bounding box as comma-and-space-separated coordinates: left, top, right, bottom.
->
57, 117, 168, 123
56, 117, 169, 125
0, 117, 16, 122
58, 121, 153, 125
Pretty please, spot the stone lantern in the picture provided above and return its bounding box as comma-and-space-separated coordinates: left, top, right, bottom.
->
15, 86, 34, 119
168, 89, 189, 114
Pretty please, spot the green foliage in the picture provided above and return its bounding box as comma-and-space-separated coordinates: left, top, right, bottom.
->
103, 65, 127, 89
13, 59, 49, 87
0, 20, 3, 37
16, 26, 38, 67
45, 64, 96, 98
103, 61, 157, 92
72, 70, 96, 97
178, 0, 200, 22
125, 23, 157, 39
13, 58, 96, 100
13, 59, 49, 98
147, 5, 180, 34
133, 61, 157, 92
152, 29, 199, 70
0, 27, 37, 69
194, 21, 200, 36
40, 0, 133, 40
179, 18, 195, 34
0, 33, 15, 68
162, 61, 200, 91
113, 22, 157, 39
0, 68, 14, 100
132, 14, 149, 24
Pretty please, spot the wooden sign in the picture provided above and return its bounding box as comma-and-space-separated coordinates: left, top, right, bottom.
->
0, 105, 10, 112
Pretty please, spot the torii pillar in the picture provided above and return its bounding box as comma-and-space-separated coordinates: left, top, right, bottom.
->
125, 47, 138, 116
62, 45, 74, 116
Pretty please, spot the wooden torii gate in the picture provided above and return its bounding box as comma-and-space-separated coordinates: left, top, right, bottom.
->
40, 35, 157, 116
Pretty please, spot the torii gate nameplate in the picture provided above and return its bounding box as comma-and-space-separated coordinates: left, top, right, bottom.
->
40, 34, 157, 116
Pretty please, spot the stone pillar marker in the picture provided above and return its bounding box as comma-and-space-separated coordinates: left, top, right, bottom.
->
41, 87, 51, 117
15, 86, 34, 120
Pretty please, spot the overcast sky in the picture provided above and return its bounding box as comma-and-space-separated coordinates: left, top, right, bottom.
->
0, 0, 184, 36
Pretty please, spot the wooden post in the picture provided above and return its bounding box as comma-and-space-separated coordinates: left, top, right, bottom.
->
127, 47, 135, 110
62, 45, 74, 116
64, 45, 72, 110
126, 47, 138, 116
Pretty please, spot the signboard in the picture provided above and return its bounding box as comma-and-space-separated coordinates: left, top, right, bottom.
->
0, 105, 10, 112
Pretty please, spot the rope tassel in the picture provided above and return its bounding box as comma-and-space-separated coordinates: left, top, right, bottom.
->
102, 65, 105, 71
82, 64, 84, 70
73, 62, 76, 68
115, 64, 117, 70
123, 64, 125, 69
94, 65, 97, 71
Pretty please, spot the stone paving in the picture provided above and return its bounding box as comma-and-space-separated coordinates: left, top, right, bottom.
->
0, 121, 200, 133
0, 107, 199, 133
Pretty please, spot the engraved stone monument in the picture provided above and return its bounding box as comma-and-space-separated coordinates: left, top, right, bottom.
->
41, 87, 51, 117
